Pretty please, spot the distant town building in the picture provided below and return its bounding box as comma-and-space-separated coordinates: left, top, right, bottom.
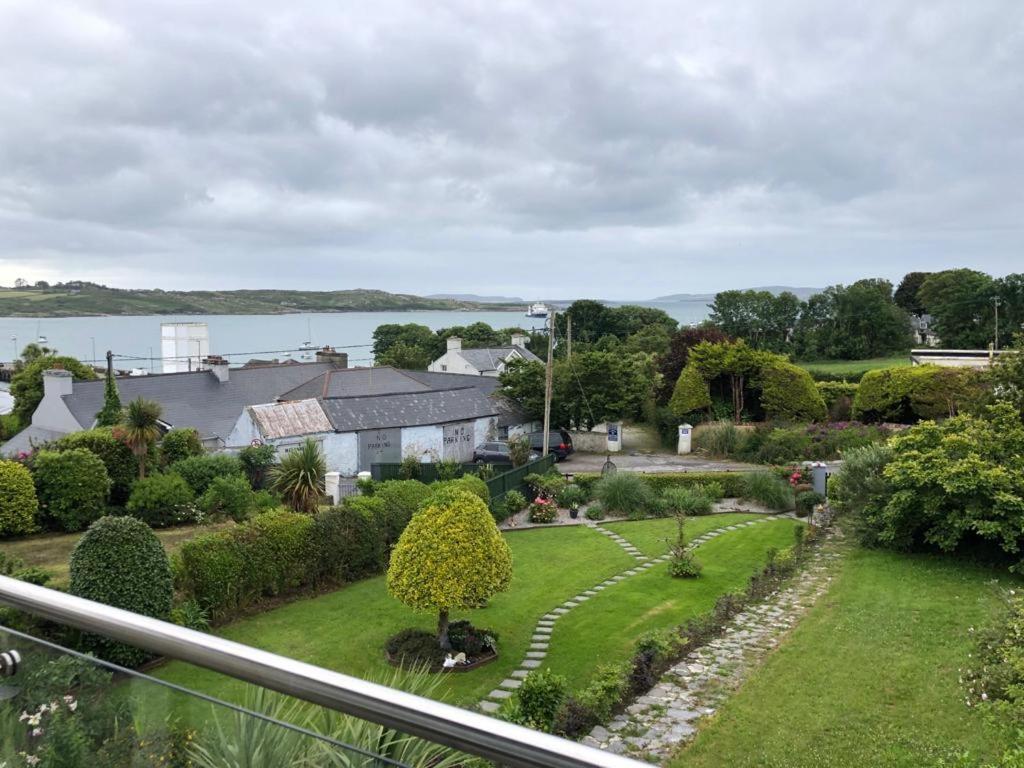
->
427, 334, 541, 377
911, 314, 940, 347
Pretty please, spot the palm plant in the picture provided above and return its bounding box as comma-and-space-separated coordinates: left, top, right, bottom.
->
270, 438, 326, 513
119, 397, 162, 479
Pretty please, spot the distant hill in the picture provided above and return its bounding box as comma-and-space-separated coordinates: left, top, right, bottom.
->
652, 286, 822, 302
426, 293, 524, 303
0, 284, 523, 317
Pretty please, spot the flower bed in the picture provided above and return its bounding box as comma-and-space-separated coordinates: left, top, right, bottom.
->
384, 621, 499, 672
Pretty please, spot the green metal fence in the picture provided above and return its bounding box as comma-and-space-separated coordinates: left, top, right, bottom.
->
369, 454, 557, 505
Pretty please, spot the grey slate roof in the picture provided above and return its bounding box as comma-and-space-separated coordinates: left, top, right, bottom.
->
320, 387, 498, 432
0, 425, 68, 457
278, 367, 429, 401
62, 362, 336, 442
457, 346, 541, 372
400, 370, 501, 395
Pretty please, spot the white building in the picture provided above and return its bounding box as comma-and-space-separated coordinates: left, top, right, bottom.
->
428, 334, 542, 377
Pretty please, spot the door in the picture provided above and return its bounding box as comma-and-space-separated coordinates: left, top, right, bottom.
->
442, 421, 475, 462
358, 428, 402, 472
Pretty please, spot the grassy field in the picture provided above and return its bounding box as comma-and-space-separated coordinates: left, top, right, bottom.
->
154, 513, 785, 709
0, 521, 236, 588
671, 546, 1017, 768
797, 355, 910, 376
604, 514, 764, 558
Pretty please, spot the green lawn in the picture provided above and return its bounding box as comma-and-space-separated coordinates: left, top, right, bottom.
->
797, 356, 910, 376
548, 519, 803, 690
671, 546, 1017, 768
154, 516, 793, 712
604, 513, 764, 558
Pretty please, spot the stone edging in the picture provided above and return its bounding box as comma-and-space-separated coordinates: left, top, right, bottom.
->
477, 517, 771, 713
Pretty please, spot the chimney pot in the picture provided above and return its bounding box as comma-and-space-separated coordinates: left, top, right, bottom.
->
446, 336, 462, 352
315, 346, 348, 368
202, 355, 230, 383
511, 333, 529, 348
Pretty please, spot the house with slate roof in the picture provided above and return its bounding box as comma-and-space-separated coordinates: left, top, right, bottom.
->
427, 334, 541, 377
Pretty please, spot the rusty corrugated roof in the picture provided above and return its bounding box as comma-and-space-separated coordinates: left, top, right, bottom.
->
248, 398, 332, 439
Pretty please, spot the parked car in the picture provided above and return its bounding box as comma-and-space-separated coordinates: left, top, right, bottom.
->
527, 430, 574, 461
472, 441, 539, 465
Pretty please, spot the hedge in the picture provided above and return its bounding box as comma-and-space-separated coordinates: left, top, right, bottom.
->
69, 516, 173, 667
310, 504, 385, 584
852, 364, 988, 423
759, 362, 827, 422
0, 460, 39, 537
53, 427, 139, 505
200, 474, 257, 521
32, 448, 111, 532
160, 428, 204, 467
171, 454, 245, 495
573, 472, 747, 498
125, 472, 198, 528
372, 479, 431, 548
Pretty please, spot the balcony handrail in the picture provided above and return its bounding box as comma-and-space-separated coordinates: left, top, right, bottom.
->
0, 576, 646, 768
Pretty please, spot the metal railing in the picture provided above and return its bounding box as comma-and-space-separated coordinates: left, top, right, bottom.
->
0, 576, 646, 768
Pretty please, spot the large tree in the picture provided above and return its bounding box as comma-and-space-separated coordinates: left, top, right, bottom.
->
792, 280, 911, 360
708, 290, 800, 352
387, 488, 512, 649
894, 272, 932, 315
372, 323, 436, 364
655, 326, 731, 403
9, 355, 97, 427
917, 269, 996, 348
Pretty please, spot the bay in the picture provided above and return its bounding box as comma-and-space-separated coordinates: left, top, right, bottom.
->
0, 300, 711, 371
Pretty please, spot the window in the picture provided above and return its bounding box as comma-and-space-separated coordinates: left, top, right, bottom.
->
497, 425, 509, 439
441, 364, 447, 371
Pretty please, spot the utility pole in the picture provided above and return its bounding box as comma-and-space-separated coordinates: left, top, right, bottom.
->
994, 296, 1001, 351
106, 350, 113, 379
542, 309, 556, 458
566, 315, 572, 360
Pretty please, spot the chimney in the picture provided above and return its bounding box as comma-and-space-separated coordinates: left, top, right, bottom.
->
203, 355, 230, 383
447, 336, 462, 352
511, 333, 529, 348
315, 346, 349, 369
43, 368, 74, 397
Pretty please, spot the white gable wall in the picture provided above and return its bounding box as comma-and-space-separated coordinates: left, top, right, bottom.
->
427, 350, 483, 376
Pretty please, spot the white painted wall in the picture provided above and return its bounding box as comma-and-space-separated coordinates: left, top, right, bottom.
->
401, 425, 444, 462
323, 432, 358, 476
427, 350, 483, 376
225, 410, 260, 447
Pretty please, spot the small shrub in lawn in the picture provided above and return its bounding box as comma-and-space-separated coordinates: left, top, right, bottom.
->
126, 472, 200, 527
0, 551, 50, 586
594, 472, 653, 519
584, 503, 605, 521
503, 669, 568, 733
0, 459, 39, 537
741, 471, 795, 511
555, 484, 588, 510
70, 516, 173, 666
200, 474, 255, 521
447, 619, 498, 657
668, 514, 702, 578
310, 504, 386, 584
529, 498, 557, 524
694, 421, 745, 456
32, 449, 111, 532
171, 454, 245, 496
795, 490, 826, 518
575, 471, 746, 498
374, 479, 431, 546
662, 486, 714, 516
963, 589, 1024, 719
577, 663, 630, 722
159, 428, 204, 467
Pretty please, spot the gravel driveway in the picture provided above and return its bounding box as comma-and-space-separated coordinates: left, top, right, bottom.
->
557, 451, 760, 474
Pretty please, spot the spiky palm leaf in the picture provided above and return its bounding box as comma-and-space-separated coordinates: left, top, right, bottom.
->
120, 397, 163, 479
270, 438, 326, 513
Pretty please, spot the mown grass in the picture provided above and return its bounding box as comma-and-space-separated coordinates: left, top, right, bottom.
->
603, 513, 764, 558
671, 546, 1017, 768
797, 355, 910, 376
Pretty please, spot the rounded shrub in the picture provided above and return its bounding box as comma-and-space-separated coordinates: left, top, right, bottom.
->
503, 489, 527, 517
310, 504, 385, 583
160, 428, 204, 467
795, 490, 826, 517
594, 473, 654, 519
171, 454, 244, 496
374, 479, 431, 546
69, 516, 173, 666
453, 474, 489, 505
33, 449, 111, 532
200, 474, 255, 521
662, 486, 714, 516
54, 427, 139, 505
759, 361, 827, 422
126, 472, 199, 528
0, 460, 39, 537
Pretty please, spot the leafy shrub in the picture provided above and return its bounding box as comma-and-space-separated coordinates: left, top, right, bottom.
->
594, 472, 654, 519
69, 516, 173, 666
447, 619, 498, 657
238, 444, 276, 489
669, 362, 712, 416
0, 459, 39, 536
453, 473, 489, 505
435, 458, 463, 481
374, 479, 431, 547
502, 490, 527, 519
963, 590, 1024, 723
529, 500, 557, 523
160, 428, 204, 467
829, 442, 893, 546
795, 490, 826, 517
238, 510, 314, 602
385, 628, 444, 667
574, 471, 746, 498
584, 503, 605, 521
504, 669, 568, 733
177, 532, 245, 618
172, 454, 244, 496
741, 471, 795, 511
170, 599, 210, 632
555, 484, 588, 510
759, 361, 828, 422
525, 472, 568, 498
662, 486, 714, 516
398, 454, 422, 480
54, 427, 139, 505
200, 474, 256, 521
126, 472, 200, 527
33, 449, 111, 532
0, 551, 50, 586
507, 434, 532, 467
310, 503, 386, 584
694, 421, 745, 456
576, 663, 630, 723
853, 364, 988, 423
817, 381, 859, 421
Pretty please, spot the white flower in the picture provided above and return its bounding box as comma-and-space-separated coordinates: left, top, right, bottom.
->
981, 692, 989, 701
18, 712, 29, 722
25, 756, 40, 767
67, 700, 77, 712
62, 695, 73, 704
30, 728, 42, 738
26, 714, 40, 727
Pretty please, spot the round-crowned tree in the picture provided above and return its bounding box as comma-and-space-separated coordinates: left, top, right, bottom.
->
70, 516, 173, 667
54, 427, 139, 505
33, 449, 111, 532
387, 488, 512, 649
0, 460, 39, 537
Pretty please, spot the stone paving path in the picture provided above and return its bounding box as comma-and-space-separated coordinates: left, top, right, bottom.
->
477, 518, 772, 714
583, 530, 844, 761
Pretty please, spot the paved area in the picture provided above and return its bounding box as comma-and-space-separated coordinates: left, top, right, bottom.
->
477, 518, 773, 714
562, 451, 759, 474
584, 528, 844, 761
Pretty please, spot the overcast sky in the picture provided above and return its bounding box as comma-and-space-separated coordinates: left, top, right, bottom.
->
0, 1, 1022, 300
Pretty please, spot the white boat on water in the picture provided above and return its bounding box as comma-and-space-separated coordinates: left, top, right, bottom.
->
525, 302, 550, 318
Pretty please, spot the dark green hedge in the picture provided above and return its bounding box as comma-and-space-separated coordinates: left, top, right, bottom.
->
33, 449, 111, 532
852, 364, 988, 423
171, 454, 245, 495
574, 472, 747, 498
53, 427, 140, 505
